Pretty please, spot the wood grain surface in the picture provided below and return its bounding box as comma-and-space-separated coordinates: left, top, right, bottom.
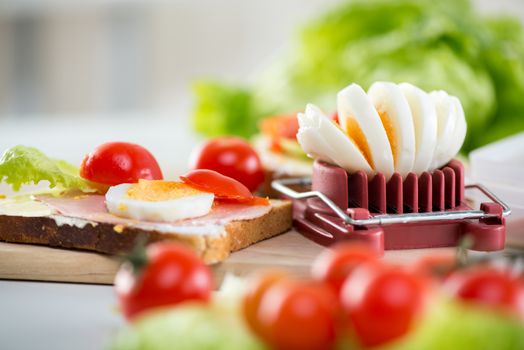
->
0, 230, 459, 285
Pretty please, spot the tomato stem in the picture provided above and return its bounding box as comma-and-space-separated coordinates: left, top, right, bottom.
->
126, 235, 149, 274
455, 234, 474, 268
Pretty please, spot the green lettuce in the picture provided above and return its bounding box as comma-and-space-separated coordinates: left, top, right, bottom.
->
280, 139, 310, 160
110, 303, 266, 350
381, 298, 524, 350
0, 145, 97, 192
192, 0, 524, 152
193, 81, 266, 138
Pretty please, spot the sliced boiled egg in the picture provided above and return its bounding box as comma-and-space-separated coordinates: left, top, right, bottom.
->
399, 82, 437, 175
368, 82, 416, 176
297, 105, 337, 165
431, 95, 467, 168
430, 91, 459, 168
448, 96, 467, 158
297, 82, 467, 179
105, 180, 214, 222
297, 104, 373, 175
337, 84, 394, 179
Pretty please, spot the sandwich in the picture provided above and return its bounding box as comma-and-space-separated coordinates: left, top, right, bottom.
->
0, 143, 292, 263
252, 113, 314, 196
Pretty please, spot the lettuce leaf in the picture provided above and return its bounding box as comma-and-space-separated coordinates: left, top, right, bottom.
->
192, 81, 267, 138
0, 145, 97, 192
381, 298, 524, 350
192, 0, 524, 152
111, 303, 266, 350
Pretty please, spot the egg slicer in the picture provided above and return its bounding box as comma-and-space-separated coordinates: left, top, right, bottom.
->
272, 159, 510, 253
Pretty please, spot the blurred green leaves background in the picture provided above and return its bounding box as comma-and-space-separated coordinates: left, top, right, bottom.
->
193, 0, 524, 152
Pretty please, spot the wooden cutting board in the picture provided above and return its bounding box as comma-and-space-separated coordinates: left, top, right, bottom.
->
0, 230, 457, 285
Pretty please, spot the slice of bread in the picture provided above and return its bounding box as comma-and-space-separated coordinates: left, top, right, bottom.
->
0, 199, 292, 264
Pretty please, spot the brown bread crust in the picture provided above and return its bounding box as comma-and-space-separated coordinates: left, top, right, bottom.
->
0, 200, 292, 264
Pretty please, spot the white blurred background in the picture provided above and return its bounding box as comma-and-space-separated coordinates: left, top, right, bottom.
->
1, 0, 523, 117
0, 0, 347, 117
0, 0, 523, 176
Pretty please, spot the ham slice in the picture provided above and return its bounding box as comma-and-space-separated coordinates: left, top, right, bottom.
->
35, 195, 271, 234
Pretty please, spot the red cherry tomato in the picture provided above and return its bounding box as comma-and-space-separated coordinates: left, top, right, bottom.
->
260, 114, 300, 153
311, 242, 379, 294
243, 270, 288, 337
181, 169, 269, 205
340, 263, 427, 348
258, 281, 338, 350
190, 137, 264, 192
114, 243, 213, 321
444, 267, 524, 317
260, 114, 300, 140
80, 142, 163, 186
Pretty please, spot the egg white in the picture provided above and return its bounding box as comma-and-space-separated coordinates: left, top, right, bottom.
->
105, 183, 214, 222
368, 82, 416, 176
296, 124, 337, 165
430, 91, 459, 168
337, 84, 394, 179
297, 106, 337, 164
432, 95, 467, 168
297, 104, 373, 174
296, 82, 468, 178
399, 82, 437, 175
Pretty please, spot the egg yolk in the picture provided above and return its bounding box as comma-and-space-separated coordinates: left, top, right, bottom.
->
377, 110, 397, 168
127, 180, 206, 201
345, 117, 374, 168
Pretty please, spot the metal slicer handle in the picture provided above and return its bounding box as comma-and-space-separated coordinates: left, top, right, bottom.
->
271, 177, 511, 227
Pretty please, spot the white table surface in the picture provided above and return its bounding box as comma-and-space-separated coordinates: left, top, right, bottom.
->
0, 281, 123, 350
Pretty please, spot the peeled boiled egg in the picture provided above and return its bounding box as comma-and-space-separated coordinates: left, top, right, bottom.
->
368, 82, 416, 175
337, 84, 394, 179
297, 104, 373, 174
431, 94, 467, 168
105, 180, 214, 222
399, 82, 437, 175
446, 96, 467, 160
430, 91, 459, 169
297, 82, 467, 179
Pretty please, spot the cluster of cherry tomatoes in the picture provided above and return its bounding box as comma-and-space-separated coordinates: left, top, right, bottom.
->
242, 244, 524, 350
114, 241, 524, 349
80, 138, 266, 193
78, 138, 267, 206
243, 244, 424, 349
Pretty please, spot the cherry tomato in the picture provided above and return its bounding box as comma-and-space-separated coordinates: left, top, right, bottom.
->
190, 137, 264, 192
444, 267, 524, 317
80, 142, 163, 186
260, 114, 300, 141
311, 242, 379, 294
243, 270, 288, 337
260, 114, 300, 153
115, 243, 213, 321
340, 263, 427, 348
181, 169, 269, 205
258, 281, 338, 350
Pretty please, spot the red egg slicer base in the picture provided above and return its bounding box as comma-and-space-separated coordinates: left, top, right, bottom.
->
272, 160, 510, 254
